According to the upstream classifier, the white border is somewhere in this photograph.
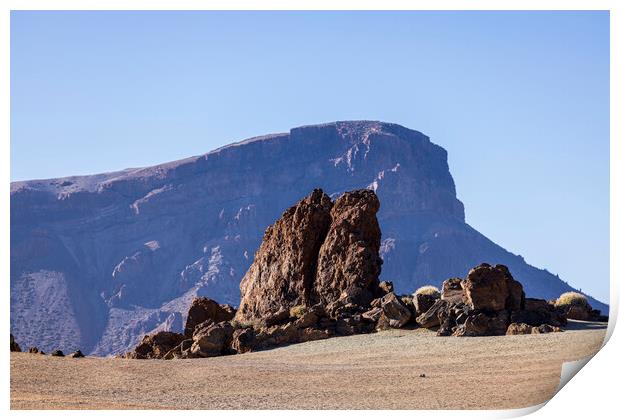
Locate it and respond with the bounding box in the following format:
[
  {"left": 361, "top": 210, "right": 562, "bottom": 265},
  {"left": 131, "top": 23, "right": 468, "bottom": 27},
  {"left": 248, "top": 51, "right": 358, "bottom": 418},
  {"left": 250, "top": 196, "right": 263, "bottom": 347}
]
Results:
[{"left": 2, "top": 2, "right": 617, "bottom": 419}]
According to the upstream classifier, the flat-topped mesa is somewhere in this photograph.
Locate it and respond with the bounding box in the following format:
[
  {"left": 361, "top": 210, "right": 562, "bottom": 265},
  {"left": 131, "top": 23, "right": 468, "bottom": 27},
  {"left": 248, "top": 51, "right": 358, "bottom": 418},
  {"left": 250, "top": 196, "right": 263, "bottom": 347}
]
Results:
[{"left": 234, "top": 189, "right": 333, "bottom": 324}]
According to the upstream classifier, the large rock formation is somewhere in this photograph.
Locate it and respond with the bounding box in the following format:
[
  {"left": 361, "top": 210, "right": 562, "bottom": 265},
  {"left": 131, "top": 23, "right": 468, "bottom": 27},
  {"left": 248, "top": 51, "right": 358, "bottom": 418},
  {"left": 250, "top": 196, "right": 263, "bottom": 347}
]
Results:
[
  {"left": 235, "top": 188, "right": 383, "bottom": 327},
  {"left": 314, "top": 189, "right": 382, "bottom": 309},
  {"left": 10, "top": 121, "right": 607, "bottom": 355},
  {"left": 235, "top": 189, "right": 333, "bottom": 324}
]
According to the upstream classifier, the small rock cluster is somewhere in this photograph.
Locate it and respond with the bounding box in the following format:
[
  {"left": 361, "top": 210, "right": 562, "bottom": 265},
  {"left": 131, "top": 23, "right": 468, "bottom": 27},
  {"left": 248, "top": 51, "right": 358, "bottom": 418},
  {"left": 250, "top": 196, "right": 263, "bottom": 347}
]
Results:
[
  {"left": 414, "top": 263, "right": 569, "bottom": 337},
  {"left": 10, "top": 334, "right": 84, "bottom": 357}
]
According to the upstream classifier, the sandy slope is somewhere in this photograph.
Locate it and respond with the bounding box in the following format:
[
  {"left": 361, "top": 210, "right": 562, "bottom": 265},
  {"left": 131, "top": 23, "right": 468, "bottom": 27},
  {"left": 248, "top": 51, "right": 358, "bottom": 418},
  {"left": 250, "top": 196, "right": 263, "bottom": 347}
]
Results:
[{"left": 10, "top": 321, "right": 606, "bottom": 410}]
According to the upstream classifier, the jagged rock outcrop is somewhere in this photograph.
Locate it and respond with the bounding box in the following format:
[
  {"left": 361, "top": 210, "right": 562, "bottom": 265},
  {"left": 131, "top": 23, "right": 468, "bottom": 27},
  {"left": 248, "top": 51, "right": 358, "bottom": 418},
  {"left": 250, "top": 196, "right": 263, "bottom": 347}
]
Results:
[
  {"left": 235, "top": 189, "right": 333, "bottom": 324},
  {"left": 10, "top": 121, "right": 607, "bottom": 355},
  {"left": 314, "top": 189, "right": 382, "bottom": 310},
  {"left": 184, "top": 297, "right": 236, "bottom": 336}
]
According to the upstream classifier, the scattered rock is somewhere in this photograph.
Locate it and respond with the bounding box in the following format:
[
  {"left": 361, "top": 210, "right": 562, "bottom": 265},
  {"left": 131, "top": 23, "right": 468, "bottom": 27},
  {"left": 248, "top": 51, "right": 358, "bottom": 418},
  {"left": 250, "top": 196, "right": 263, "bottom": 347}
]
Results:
[
  {"left": 70, "top": 350, "right": 85, "bottom": 358},
  {"left": 441, "top": 278, "right": 465, "bottom": 304},
  {"left": 231, "top": 328, "right": 256, "bottom": 354},
  {"left": 461, "top": 264, "right": 523, "bottom": 312},
  {"left": 412, "top": 294, "right": 437, "bottom": 315},
  {"left": 415, "top": 299, "right": 449, "bottom": 329},
  {"left": 10, "top": 334, "right": 21, "bottom": 352},
  {"left": 506, "top": 323, "right": 533, "bottom": 335},
  {"left": 361, "top": 307, "right": 383, "bottom": 323},
  {"left": 191, "top": 321, "right": 235, "bottom": 357},
  {"left": 128, "top": 331, "right": 185, "bottom": 359},
  {"left": 532, "top": 324, "right": 563, "bottom": 334},
  {"left": 28, "top": 347, "right": 41, "bottom": 354},
  {"left": 376, "top": 292, "right": 412, "bottom": 329},
  {"left": 184, "top": 297, "right": 236, "bottom": 337},
  {"left": 378, "top": 281, "right": 394, "bottom": 296},
  {"left": 51, "top": 350, "right": 65, "bottom": 357}
]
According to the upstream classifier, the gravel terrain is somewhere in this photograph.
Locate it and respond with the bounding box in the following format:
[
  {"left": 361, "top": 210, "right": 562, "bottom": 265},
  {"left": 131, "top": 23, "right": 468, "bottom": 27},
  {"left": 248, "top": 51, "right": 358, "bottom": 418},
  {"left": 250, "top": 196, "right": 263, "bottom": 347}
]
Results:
[{"left": 10, "top": 321, "right": 606, "bottom": 410}]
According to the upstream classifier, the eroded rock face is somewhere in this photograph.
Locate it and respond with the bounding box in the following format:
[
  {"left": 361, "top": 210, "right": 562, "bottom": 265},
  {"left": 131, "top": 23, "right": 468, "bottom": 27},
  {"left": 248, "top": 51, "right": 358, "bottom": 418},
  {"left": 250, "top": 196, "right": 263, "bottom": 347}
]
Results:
[
  {"left": 314, "top": 189, "right": 382, "bottom": 308},
  {"left": 184, "top": 297, "right": 236, "bottom": 336},
  {"left": 235, "top": 189, "right": 333, "bottom": 324}
]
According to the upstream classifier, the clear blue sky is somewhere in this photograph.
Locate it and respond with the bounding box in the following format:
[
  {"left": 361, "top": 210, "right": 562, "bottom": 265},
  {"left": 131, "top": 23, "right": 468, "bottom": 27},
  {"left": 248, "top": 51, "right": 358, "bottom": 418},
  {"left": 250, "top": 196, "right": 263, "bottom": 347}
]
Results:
[{"left": 10, "top": 11, "right": 609, "bottom": 303}]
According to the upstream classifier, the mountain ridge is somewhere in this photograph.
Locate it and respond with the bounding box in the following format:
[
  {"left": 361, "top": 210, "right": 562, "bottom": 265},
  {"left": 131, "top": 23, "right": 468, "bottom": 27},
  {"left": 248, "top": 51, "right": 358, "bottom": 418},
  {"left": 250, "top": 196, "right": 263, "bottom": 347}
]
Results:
[{"left": 10, "top": 120, "right": 607, "bottom": 355}]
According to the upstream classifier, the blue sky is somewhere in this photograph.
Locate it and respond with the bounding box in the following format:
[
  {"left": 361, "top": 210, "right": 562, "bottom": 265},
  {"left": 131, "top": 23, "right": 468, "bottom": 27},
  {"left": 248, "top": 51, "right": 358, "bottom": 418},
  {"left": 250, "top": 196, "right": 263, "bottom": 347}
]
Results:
[{"left": 10, "top": 11, "right": 609, "bottom": 302}]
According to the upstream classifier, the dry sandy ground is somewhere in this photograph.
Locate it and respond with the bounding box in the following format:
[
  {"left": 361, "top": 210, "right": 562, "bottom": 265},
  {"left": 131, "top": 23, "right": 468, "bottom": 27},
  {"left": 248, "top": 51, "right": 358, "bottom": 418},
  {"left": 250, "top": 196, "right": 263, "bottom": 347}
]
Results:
[{"left": 11, "top": 321, "right": 607, "bottom": 410}]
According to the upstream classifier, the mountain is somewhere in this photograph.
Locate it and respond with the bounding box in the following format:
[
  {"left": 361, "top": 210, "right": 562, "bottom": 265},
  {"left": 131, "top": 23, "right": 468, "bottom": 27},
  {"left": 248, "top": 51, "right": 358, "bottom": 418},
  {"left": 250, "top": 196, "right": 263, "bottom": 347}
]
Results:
[{"left": 10, "top": 121, "right": 607, "bottom": 355}]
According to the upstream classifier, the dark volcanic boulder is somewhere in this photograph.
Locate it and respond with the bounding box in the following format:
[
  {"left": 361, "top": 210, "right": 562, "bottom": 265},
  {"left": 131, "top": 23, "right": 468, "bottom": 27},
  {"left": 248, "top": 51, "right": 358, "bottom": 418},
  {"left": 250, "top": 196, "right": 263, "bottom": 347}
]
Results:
[
  {"left": 511, "top": 298, "right": 567, "bottom": 327},
  {"left": 532, "top": 324, "right": 563, "bottom": 334},
  {"left": 441, "top": 278, "right": 465, "bottom": 304},
  {"left": 461, "top": 264, "right": 523, "bottom": 312},
  {"left": 28, "top": 347, "right": 41, "bottom": 354},
  {"left": 416, "top": 299, "right": 449, "bottom": 329},
  {"left": 128, "top": 331, "right": 185, "bottom": 359},
  {"left": 10, "top": 334, "right": 21, "bottom": 352},
  {"left": 314, "top": 189, "right": 382, "bottom": 308},
  {"left": 184, "top": 297, "right": 236, "bottom": 336},
  {"left": 413, "top": 286, "right": 440, "bottom": 314},
  {"left": 70, "top": 350, "right": 85, "bottom": 358},
  {"left": 235, "top": 189, "right": 333, "bottom": 324},
  {"left": 376, "top": 292, "right": 412, "bottom": 329},
  {"left": 190, "top": 321, "right": 235, "bottom": 357},
  {"left": 51, "top": 350, "right": 65, "bottom": 357},
  {"left": 506, "top": 323, "right": 533, "bottom": 335},
  {"left": 231, "top": 328, "right": 256, "bottom": 354}
]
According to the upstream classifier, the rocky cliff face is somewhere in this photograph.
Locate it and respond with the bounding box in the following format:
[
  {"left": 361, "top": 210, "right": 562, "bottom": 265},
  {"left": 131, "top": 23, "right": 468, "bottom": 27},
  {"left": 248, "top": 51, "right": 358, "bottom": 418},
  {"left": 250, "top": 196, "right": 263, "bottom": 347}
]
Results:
[{"left": 10, "top": 121, "right": 606, "bottom": 355}]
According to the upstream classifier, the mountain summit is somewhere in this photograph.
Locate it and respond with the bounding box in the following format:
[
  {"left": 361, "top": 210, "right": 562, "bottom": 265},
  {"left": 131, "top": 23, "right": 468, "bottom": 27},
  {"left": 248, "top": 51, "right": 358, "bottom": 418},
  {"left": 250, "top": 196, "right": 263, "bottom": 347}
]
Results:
[{"left": 10, "top": 121, "right": 605, "bottom": 355}]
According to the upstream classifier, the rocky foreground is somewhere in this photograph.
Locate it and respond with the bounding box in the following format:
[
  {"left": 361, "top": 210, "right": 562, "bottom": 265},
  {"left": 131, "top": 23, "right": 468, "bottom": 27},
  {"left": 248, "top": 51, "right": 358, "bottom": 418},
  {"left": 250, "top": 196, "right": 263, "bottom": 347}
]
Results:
[
  {"left": 112, "top": 188, "right": 605, "bottom": 360},
  {"left": 10, "top": 322, "right": 606, "bottom": 409}
]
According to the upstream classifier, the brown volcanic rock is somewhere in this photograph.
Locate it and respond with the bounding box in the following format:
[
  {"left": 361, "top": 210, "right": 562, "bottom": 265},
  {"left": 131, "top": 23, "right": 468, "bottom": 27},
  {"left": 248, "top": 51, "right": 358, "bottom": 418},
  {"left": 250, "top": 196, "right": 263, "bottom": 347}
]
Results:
[
  {"left": 128, "top": 331, "right": 185, "bottom": 359},
  {"left": 184, "top": 297, "right": 236, "bottom": 336},
  {"left": 416, "top": 299, "right": 449, "bottom": 329},
  {"left": 461, "top": 263, "right": 523, "bottom": 312},
  {"left": 190, "top": 321, "right": 235, "bottom": 357},
  {"left": 441, "top": 278, "right": 465, "bottom": 304},
  {"left": 376, "top": 293, "right": 412, "bottom": 329},
  {"left": 10, "top": 334, "right": 21, "bottom": 352},
  {"left": 314, "top": 189, "right": 382, "bottom": 308},
  {"left": 235, "top": 189, "right": 333, "bottom": 324},
  {"left": 511, "top": 298, "right": 567, "bottom": 327},
  {"left": 506, "top": 323, "right": 533, "bottom": 335}
]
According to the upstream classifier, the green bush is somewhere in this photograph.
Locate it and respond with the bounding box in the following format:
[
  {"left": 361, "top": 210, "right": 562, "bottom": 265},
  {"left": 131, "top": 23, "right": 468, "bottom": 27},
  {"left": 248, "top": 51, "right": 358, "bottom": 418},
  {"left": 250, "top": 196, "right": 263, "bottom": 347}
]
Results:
[
  {"left": 555, "top": 292, "right": 589, "bottom": 307},
  {"left": 414, "top": 285, "right": 440, "bottom": 298}
]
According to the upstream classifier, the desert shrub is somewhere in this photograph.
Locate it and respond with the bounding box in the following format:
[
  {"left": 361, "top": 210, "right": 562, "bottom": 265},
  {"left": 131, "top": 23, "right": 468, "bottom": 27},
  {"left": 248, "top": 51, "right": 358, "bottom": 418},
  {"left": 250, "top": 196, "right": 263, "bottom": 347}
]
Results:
[
  {"left": 230, "top": 319, "right": 253, "bottom": 329},
  {"left": 289, "top": 305, "right": 307, "bottom": 318},
  {"left": 555, "top": 292, "right": 589, "bottom": 307},
  {"left": 414, "top": 285, "right": 440, "bottom": 298}
]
